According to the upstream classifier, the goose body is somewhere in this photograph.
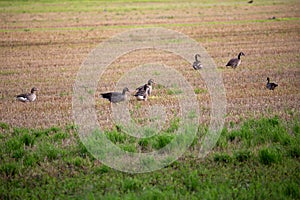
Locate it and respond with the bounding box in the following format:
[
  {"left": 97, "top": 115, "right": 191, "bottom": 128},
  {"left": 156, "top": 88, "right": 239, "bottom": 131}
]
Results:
[
  {"left": 135, "top": 79, "right": 155, "bottom": 101},
  {"left": 134, "top": 84, "right": 151, "bottom": 101},
  {"left": 193, "top": 54, "right": 203, "bottom": 70},
  {"left": 266, "top": 77, "right": 278, "bottom": 90},
  {"left": 100, "top": 87, "right": 130, "bottom": 103},
  {"left": 226, "top": 52, "right": 245, "bottom": 69},
  {"left": 16, "top": 87, "right": 38, "bottom": 102}
]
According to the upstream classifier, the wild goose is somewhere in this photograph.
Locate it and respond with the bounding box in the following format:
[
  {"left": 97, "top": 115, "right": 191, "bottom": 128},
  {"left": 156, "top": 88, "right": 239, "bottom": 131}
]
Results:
[
  {"left": 266, "top": 77, "right": 278, "bottom": 90},
  {"left": 134, "top": 84, "right": 151, "bottom": 101},
  {"left": 226, "top": 52, "right": 245, "bottom": 69},
  {"left": 16, "top": 87, "right": 38, "bottom": 102},
  {"left": 134, "top": 79, "right": 155, "bottom": 101},
  {"left": 248, "top": 0, "right": 253, "bottom": 3},
  {"left": 193, "top": 54, "right": 203, "bottom": 70},
  {"left": 100, "top": 87, "right": 130, "bottom": 103}
]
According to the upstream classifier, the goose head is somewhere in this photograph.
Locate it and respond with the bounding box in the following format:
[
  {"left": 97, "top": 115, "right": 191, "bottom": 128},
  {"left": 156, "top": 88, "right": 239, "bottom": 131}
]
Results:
[
  {"left": 237, "top": 52, "right": 245, "bottom": 59},
  {"left": 122, "top": 87, "right": 130, "bottom": 94},
  {"left": 267, "top": 77, "right": 270, "bottom": 83},
  {"left": 31, "top": 87, "right": 39, "bottom": 93},
  {"left": 239, "top": 52, "right": 245, "bottom": 57},
  {"left": 147, "top": 79, "right": 155, "bottom": 85}
]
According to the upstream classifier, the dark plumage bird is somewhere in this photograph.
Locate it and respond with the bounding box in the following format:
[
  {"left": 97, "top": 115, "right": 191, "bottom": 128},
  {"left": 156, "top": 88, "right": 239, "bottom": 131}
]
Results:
[
  {"left": 226, "top": 52, "right": 245, "bottom": 69},
  {"left": 266, "top": 77, "right": 278, "bottom": 90},
  {"left": 134, "top": 85, "right": 151, "bottom": 101},
  {"left": 100, "top": 87, "right": 130, "bottom": 103},
  {"left": 16, "top": 87, "right": 38, "bottom": 102},
  {"left": 248, "top": 0, "right": 253, "bottom": 3},
  {"left": 193, "top": 54, "right": 203, "bottom": 70},
  {"left": 134, "top": 79, "right": 155, "bottom": 101}
]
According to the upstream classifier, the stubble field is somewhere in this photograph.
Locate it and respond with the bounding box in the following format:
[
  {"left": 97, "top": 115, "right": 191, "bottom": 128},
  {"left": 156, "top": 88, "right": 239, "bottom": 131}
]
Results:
[{"left": 0, "top": 0, "right": 299, "bottom": 199}]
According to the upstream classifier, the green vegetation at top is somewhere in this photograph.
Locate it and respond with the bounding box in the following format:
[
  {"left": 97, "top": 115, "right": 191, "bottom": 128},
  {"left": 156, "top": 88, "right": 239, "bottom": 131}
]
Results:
[
  {"left": 0, "top": 0, "right": 298, "bottom": 14},
  {"left": 0, "top": 17, "right": 298, "bottom": 33},
  {"left": 0, "top": 115, "right": 299, "bottom": 199}
]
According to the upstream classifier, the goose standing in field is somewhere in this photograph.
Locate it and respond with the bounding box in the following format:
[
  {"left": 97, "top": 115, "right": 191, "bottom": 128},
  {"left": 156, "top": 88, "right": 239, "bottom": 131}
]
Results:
[
  {"left": 266, "top": 77, "right": 278, "bottom": 90},
  {"left": 134, "top": 79, "right": 155, "bottom": 101},
  {"left": 100, "top": 87, "right": 130, "bottom": 103},
  {"left": 134, "top": 84, "right": 151, "bottom": 101},
  {"left": 248, "top": 0, "right": 253, "bottom": 3},
  {"left": 193, "top": 54, "right": 203, "bottom": 70},
  {"left": 16, "top": 87, "right": 38, "bottom": 102},
  {"left": 226, "top": 52, "right": 245, "bottom": 69}
]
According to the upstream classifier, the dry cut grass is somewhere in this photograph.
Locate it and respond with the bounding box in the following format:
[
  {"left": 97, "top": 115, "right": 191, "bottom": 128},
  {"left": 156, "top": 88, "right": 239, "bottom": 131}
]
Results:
[{"left": 0, "top": 0, "right": 299, "bottom": 129}]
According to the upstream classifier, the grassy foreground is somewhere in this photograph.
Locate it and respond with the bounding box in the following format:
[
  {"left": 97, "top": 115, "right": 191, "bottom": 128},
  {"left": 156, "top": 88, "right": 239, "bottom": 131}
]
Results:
[{"left": 0, "top": 116, "right": 299, "bottom": 199}]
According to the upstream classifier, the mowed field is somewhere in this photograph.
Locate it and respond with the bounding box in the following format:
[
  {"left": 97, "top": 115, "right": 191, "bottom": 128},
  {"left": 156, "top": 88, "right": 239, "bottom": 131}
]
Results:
[
  {"left": 0, "top": 0, "right": 299, "bottom": 128},
  {"left": 0, "top": 0, "right": 300, "bottom": 199}
]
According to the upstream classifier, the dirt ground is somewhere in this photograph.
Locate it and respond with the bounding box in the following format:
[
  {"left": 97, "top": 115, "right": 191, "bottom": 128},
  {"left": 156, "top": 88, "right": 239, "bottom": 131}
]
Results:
[{"left": 0, "top": 0, "right": 299, "bottom": 129}]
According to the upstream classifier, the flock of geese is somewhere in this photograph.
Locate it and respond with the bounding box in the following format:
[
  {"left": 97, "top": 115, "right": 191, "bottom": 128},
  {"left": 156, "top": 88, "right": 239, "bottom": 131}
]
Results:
[
  {"left": 16, "top": 52, "right": 278, "bottom": 103},
  {"left": 100, "top": 79, "right": 155, "bottom": 103}
]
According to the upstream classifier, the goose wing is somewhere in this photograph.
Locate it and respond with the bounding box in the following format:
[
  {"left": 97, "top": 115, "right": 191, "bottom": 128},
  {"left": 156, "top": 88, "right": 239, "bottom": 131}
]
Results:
[
  {"left": 100, "top": 92, "right": 113, "bottom": 100},
  {"left": 134, "top": 85, "right": 151, "bottom": 100},
  {"left": 193, "top": 61, "right": 203, "bottom": 70},
  {"left": 101, "top": 91, "right": 126, "bottom": 103},
  {"left": 16, "top": 93, "right": 31, "bottom": 102},
  {"left": 111, "top": 92, "right": 126, "bottom": 103},
  {"left": 136, "top": 84, "right": 146, "bottom": 91},
  {"left": 135, "top": 85, "right": 147, "bottom": 96},
  {"left": 266, "top": 83, "right": 278, "bottom": 90},
  {"left": 226, "top": 58, "right": 239, "bottom": 67}
]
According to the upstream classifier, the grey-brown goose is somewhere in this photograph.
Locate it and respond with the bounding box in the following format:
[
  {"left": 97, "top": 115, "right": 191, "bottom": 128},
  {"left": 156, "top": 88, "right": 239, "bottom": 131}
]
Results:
[
  {"left": 193, "top": 54, "right": 203, "bottom": 70},
  {"left": 226, "top": 52, "right": 245, "bottom": 69},
  {"left": 100, "top": 87, "right": 130, "bottom": 103},
  {"left": 266, "top": 77, "right": 278, "bottom": 90},
  {"left": 134, "top": 79, "right": 155, "bottom": 101},
  {"left": 16, "top": 87, "right": 38, "bottom": 102}
]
